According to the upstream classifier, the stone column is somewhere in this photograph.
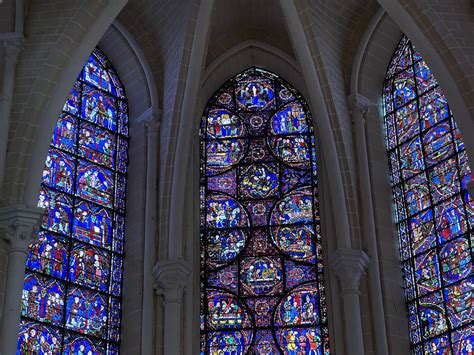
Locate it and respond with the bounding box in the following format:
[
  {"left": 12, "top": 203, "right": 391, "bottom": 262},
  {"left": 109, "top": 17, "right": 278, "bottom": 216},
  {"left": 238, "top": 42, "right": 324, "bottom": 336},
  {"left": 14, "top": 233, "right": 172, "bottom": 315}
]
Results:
[
  {"left": 348, "top": 93, "right": 389, "bottom": 354},
  {"left": 0, "top": 205, "right": 43, "bottom": 355},
  {"left": 137, "top": 107, "right": 162, "bottom": 354},
  {"left": 0, "top": 33, "right": 23, "bottom": 196},
  {"left": 330, "top": 247, "right": 369, "bottom": 354},
  {"left": 153, "top": 259, "right": 191, "bottom": 355}
]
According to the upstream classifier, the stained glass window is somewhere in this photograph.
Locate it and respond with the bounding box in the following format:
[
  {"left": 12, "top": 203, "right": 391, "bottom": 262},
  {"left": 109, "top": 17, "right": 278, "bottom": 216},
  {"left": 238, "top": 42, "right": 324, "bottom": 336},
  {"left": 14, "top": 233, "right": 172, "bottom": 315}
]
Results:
[
  {"left": 383, "top": 36, "right": 473, "bottom": 354},
  {"left": 200, "top": 68, "right": 329, "bottom": 354},
  {"left": 18, "top": 48, "right": 128, "bottom": 354}
]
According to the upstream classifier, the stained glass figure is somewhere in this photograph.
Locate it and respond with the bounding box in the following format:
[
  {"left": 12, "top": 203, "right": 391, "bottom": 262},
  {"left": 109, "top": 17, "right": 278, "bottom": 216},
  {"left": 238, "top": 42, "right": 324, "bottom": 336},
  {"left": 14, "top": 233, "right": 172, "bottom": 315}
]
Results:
[
  {"left": 384, "top": 35, "right": 473, "bottom": 353},
  {"left": 200, "top": 68, "right": 329, "bottom": 354},
  {"left": 19, "top": 47, "right": 128, "bottom": 353}
]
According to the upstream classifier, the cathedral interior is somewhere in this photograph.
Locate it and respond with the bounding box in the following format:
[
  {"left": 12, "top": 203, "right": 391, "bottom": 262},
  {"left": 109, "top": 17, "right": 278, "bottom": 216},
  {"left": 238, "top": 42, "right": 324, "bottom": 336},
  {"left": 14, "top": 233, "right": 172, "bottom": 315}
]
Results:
[{"left": 0, "top": 0, "right": 472, "bottom": 354}]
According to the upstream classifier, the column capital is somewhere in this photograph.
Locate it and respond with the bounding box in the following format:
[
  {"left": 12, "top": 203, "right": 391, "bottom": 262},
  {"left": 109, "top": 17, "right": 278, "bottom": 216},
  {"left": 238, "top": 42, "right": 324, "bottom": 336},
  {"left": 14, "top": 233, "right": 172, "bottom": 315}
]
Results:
[
  {"left": 153, "top": 258, "right": 191, "bottom": 305},
  {"left": 137, "top": 106, "right": 162, "bottom": 132},
  {"left": 0, "top": 32, "right": 24, "bottom": 63},
  {"left": 0, "top": 205, "right": 44, "bottom": 253},
  {"left": 329, "top": 247, "right": 369, "bottom": 296},
  {"left": 347, "top": 93, "right": 375, "bottom": 124}
]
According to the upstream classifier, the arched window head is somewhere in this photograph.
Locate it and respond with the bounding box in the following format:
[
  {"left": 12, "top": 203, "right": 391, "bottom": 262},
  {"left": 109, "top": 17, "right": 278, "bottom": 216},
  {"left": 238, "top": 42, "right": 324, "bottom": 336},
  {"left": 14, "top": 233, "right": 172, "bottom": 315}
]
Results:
[
  {"left": 383, "top": 36, "right": 473, "bottom": 353},
  {"left": 18, "top": 48, "right": 129, "bottom": 354},
  {"left": 200, "top": 68, "right": 330, "bottom": 354}
]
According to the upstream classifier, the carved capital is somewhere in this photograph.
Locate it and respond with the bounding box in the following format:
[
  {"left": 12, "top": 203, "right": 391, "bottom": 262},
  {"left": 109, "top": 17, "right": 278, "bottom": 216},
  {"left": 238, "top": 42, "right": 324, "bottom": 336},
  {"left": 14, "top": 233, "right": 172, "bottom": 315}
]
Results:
[
  {"left": 330, "top": 248, "right": 369, "bottom": 296},
  {"left": 0, "top": 33, "right": 24, "bottom": 63},
  {"left": 137, "top": 106, "right": 162, "bottom": 133},
  {"left": 347, "top": 93, "right": 374, "bottom": 125},
  {"left": 153, "top": 259, "right": 191, "bottom": 305},
  {"left": 0, "top": 205, "right": 44, "bottom": 253}
]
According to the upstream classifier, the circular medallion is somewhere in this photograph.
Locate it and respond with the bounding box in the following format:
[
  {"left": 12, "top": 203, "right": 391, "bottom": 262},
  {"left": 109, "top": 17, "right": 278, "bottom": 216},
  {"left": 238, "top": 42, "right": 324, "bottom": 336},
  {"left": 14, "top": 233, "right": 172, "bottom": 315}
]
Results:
[
  {"left": 269, "top": 102, "right": 308, "bottom": 135},
  {"left": 207, "top": 330, "right": 253, "bottom": 355},
  {"left": 239, "top": 164, "right": 278, "bottom": 199},
  {"left": 250, "top": 115, "right": 263, "bottom": 128},
  {"left": 240, "top": 257, "right": 283, "bottom": 296},
  {"left": 274, "top": 283, "right": 319, "bottom": 327},
  {"left": 206, "top": 195, "right": 249, "bottom": 229},
  {"left": 207, "top": 289, "right": 253, "bottom": 330},
  {"left": 270, "top": 188, "right": 315, "bottom": 262},
  {"left": 267, "top": 135, "right": 310, "bottom": 168},
  {"left": 236, "top": 80, "right": 275, "bottom": 111},
  {"left": 206, "top": 108, "right": 245, "bottom": 139},
  {"left": 251, "top": 147, "right": 265, "bottom": 160},
  {"left": 217, "top": 92, "right": 232, "bottom": 106},
  {"left": 279, "top": 88, "right": 295, "bottom": 101},
  {"left": 206, "top": 138, "right": 248, "bottom": 174},
  {"left": 206, "top": 229, "right": 248, "bottom": 269},
  {"left": 252, "top": 204, "right": 266, "bottom": 216}
]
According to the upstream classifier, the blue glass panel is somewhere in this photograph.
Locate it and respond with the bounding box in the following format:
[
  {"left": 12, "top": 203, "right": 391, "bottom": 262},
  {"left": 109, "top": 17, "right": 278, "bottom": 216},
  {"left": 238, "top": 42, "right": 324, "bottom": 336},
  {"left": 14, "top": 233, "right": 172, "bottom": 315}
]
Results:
[
  {"left": 206, "top": 229, "right": 248, "bottom": 269},
  {"left": 27, "top": 231, "right": 68, "bottom": 279},
  {"left": 206, "top": 195, "right": 249, "bottom": 228},
  {"left": 267, "top": 135, "right": 310, "bottom": 168},
  {"left": 439, "top": 237, "right": 472, "bottom": 284},
  {"left": 118, "top": 100, "right": 129, "bottom": 136},
  {"left": 206, "top": 139, "right": 248, "bottom": 174},
  {"left": 65, "top": 287, "right": 108, "bottom": 338},
  {"left": 238, "top": 163, "right": 278, "bottom": 199},
  {"left": 18, "top": 321, "right": 63, "bottom": 354},
  {"left": 38, "top": 188, "right": 73, "bottom": 235},
  {"left": 236, "top": 78, "right": 275, "bottom": 111},
  {"left": 63, "top": 81, "right": 81, "bottom": 116},
  {"left": 393, "top": 67, "right": 416, "bottom": 108},
  {"left": 116, "top": 137, "right": 128, "bottom": 174},
  {"left": 72, "top": 200, "right": 112, "bottom": 249},
  {"left": 110, "top": 255, "right": 123, "bottom": 296},
  {"left": 52, "top": 113, "right": 78, "bottom": 153},
  {"left": 113, "top": 213, "right": 125, "bottom": 253},
  {"left": 274, "top": 282, "right": 320, "bottom": 327},
  {"left": 108, "top": 297, "right": 121, "bottom": 342},
  {"left": 63, "top": 333, "right": 104, "bottom": 354},
  {"left": 115, "top": 173, "right": 126, "bottom": 213},
  {"left": 270, "top": 102, "right": 308, "bottom": 135},
  {"left": 42, "top": 148, "right": 75, "bottom": 194},
  {"left": 81, "top": 85, "right": 117, "bottom": 131},
  {"left": 21, "top": 273, "right": 65, "bottom": 325},
  {"left": 206, "top": 108, "right": 246, "bottom": 139},
  {"left": 415, "top": 60, "right": 437, "bottom": 95},
  {"left": 395, "top": 101, "right": 418, "bottom": 144},
  {"left": 240, "top": 256, "right": 283, "bottom": 296},
  {"left": 82, "top": 54, "right": 115, "bottom": 95},
  {"left": 76, "top": 160, "right": 114, "bottom": 208},
  {"left": 68, "top": 242, "right": 110, "bottom": 292},
  {"left": 79, "top": 121, "right": 116, "bottom": 168}
]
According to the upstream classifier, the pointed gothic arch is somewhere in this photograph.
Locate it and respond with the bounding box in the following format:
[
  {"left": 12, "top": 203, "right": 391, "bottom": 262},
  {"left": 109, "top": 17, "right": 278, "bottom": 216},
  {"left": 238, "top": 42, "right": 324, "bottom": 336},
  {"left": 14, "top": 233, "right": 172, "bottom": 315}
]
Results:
[
  {"left": 199, "top": 67, "right": 330, "bottom": 354},
  {"left": 17, "top": 48, "right": 129, "bottom": 354},
  {"left": 383, "top": 35, "right": 473, "bottom": 354}
]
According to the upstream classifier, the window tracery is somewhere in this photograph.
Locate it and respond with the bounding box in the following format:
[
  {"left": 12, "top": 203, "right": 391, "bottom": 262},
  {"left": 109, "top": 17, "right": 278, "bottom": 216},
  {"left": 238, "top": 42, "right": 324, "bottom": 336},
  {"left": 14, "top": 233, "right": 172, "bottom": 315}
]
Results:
[
  {"left": 200, "top": 68, "right": 329, "bottom": 354},
  {"left": 383, "top": 36, "right": 473, "bottom": 354},
  {"left": 18, "top": 48, "right": 129, "bottom": 354}
]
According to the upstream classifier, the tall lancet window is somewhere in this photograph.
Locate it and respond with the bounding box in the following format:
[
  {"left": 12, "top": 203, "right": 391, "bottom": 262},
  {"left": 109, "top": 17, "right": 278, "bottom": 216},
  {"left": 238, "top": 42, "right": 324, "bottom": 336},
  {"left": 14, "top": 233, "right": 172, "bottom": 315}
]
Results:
[
  {"left": 200, "top": 68, "right": 329, "bottom": 354},
  {"left": 17, "top": 48, "right": 129, "bottom": 354},
  {"left": 383, "top": 36, "right": 473, "bottom": 353}
]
